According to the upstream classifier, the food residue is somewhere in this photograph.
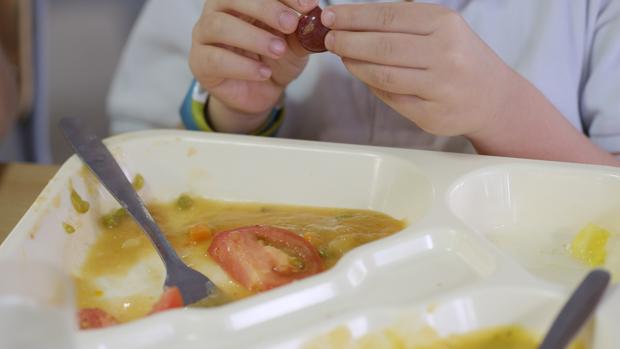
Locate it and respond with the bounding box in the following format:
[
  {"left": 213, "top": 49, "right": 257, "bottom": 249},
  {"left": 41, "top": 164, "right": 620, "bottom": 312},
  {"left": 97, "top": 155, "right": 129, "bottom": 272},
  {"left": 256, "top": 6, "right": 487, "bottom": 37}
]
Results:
[
  {"left": 75, "top": 195, "right": 405, "bottom": 326},
  {"left": 303, "top": 325, "right": 585, "bottom": 349},
  {"left": 570, "top": 223, "right": 612, "bottom": 267},
  {"left": 63, "top": 223, "right": 76, "bottom": 234},
  {"left": 71, "top": 188, "right": 90, "bottom": 214},
  {"left": 101, "top": 208, "right": 128, "bottom": 229}
]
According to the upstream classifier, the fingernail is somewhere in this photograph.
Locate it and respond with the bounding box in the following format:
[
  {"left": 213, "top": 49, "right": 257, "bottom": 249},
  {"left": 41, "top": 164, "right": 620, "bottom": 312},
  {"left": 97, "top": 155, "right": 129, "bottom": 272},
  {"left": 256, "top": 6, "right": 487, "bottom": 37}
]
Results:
[
  {"left": 299, "top": 0, "right": 318, "bottom": 9},
  {"left": 279, "top": 11, "right": 298, "bottom": 32},
  {"left": 259, "top": 66, "right": 272, "bottom": 79},
  {"left": 322, "top": 9, "right": 336, "bottom": 27},
  {"left": 324, "top": 31, "right": 335, "bottom": 50},
  {"left": 269, "top": 39, "right": 286, "bottom": 56}
]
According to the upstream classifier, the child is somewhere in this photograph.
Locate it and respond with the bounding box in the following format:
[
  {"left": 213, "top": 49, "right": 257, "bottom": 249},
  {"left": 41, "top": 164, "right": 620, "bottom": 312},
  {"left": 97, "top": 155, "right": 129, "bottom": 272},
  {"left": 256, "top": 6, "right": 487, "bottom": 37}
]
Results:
[{"left": 108, "top": 0, "right": 620, "bottom": 166}]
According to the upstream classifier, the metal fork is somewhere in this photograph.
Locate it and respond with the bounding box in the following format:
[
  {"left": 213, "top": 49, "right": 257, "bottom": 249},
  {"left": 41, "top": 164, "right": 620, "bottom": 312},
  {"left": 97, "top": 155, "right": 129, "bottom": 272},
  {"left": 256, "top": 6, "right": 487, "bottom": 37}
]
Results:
[
  {"left": 59, "top": 117, "right": 216, "bottom": 305},
  {"left": 539, "top": 269, "right": 610, "bottom": 349}
]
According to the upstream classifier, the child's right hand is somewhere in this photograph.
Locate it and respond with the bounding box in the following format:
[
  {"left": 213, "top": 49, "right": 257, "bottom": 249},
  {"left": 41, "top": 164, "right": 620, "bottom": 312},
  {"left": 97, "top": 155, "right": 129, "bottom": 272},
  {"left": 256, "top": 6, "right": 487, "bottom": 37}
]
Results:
[{"left": 189, "top": 0, "right": 317, "bottom": 133}]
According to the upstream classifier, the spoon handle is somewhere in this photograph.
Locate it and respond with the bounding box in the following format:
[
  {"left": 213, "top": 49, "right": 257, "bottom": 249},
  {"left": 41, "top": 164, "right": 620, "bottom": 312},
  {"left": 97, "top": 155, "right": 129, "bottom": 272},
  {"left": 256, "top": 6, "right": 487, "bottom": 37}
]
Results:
[
  {"left": 59, "top": 117, "right": 184, "bottom": 267},
  {"left": 539, "top": 269, "right": 611, "bottom": 349}
]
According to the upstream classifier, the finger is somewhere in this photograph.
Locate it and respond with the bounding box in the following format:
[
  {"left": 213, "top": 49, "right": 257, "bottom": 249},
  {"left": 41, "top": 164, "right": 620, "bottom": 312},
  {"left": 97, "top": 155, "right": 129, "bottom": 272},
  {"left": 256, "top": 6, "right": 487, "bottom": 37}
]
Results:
[
  {"left": 343, "top": 58, "right": 433, "bottom": 97},
  {"left": 195, "top": 12, "right": 288, "bottom": 59},
  {"left": 371, "top": 87, "right": 452, "bottom": 136},
  {"left": 278, "top": 0, "right": 320, "bottom": 14},
  {"left": 209, "top": 0, "right": 314, "bottom": 35},
  {"left": 325, "top": 31, "right": 434, "bottom": 68},
  {"left": 369, "top": 86, "right": 435, "bottom": 130},
  {"left": 371, "top": 86, "right": 427, "bottom": 113},
  {"left": 190, "top": 45, "right": 272, "bottom": 88},
  {"left": 263, "top": 36, "right": 310, "bottom": 86},
  {"left": 321, "top": 3, "right": 448, "bottom": 34}
]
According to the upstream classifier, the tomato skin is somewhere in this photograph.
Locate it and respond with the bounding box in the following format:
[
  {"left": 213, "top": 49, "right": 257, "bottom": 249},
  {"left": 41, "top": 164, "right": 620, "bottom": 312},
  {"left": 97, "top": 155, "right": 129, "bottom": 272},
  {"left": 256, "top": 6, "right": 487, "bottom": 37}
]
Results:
[
  {"left": 208, "top": 225, "right": 324, "bottom": 292},
  {"left": 78, "top": 308, "right": 118, "bottom": 330},
  {"left": 150, "top": 286, "right": 184, "bottom": 314}
]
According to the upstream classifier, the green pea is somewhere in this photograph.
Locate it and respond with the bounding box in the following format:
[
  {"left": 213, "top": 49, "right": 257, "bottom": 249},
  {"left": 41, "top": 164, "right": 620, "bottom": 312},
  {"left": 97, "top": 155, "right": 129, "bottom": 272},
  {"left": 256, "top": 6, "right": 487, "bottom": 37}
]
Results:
[
  {"left": 176, "top": 194, "right": 194, "bottom": 211},
  {"left": 101, "top": 208, "right": 127, "bottom": 229},
  {"left": 132, "top": 174, "right": 145, "bottom": 191}
]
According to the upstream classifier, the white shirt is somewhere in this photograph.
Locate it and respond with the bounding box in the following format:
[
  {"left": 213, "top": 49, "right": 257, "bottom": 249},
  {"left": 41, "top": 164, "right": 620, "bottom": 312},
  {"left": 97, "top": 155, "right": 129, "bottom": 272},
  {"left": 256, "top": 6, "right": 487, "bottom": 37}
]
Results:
[{"left": 107, "top": 0, "right": 620, "bottom": 154}]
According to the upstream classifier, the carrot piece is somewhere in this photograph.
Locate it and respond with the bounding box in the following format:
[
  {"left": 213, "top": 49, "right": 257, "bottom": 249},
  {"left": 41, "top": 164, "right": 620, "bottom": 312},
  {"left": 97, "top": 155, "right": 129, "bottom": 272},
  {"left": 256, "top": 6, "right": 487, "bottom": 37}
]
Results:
[{"left": 188, "top": 224, "right": 213, "bottom": 243}]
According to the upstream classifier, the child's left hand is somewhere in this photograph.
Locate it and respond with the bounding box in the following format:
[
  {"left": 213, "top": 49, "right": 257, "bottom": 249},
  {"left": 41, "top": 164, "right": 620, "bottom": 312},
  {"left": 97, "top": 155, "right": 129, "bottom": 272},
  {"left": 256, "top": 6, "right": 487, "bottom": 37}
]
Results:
[{"left": 322, "top": 2, "right": 521, "bottom": 138}]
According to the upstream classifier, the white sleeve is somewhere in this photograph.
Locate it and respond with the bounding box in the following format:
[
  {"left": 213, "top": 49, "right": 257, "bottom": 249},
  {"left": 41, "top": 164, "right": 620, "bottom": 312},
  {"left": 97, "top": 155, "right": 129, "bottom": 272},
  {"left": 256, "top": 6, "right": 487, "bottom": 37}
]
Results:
[
  {"left": 581, "top": 0, "right": 620, "bottom": 155},
  {"left": 106, "top": 0, "right": 204, "bottom": 134}
]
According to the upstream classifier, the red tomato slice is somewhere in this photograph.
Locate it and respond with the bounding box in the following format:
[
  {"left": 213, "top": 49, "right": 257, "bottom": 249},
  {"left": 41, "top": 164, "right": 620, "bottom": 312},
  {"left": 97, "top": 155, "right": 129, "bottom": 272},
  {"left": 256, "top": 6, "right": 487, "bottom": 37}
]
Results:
[
  {"left": 78, "top": 308, "right": 118, "bottom": 330},
  {"left": 208, "top": 225, "right": 324, "bottom": 292},
  {"left": 150, "top": 286, "right": 184, "bottom": 314}
]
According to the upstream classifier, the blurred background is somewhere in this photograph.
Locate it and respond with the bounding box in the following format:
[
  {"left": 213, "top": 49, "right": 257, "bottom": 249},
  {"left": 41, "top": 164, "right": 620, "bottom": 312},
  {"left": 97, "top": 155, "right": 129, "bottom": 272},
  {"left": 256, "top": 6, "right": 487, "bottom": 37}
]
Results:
[
  {"left": 0, "top": 0, "right": 146, "bottom": 164},
  {"left": 48, "top": 0, "right": 145, "bottom": 162}
]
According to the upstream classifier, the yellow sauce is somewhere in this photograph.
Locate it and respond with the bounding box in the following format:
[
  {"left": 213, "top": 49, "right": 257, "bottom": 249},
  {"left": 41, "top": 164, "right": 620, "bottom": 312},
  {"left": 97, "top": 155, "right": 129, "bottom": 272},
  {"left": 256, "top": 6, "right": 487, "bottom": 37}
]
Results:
[
  {"left": 409, "top": 326, "right": 584, "bottom": 349},
  {"left": 304, "top": 325, "right": 586, "bottom": 349},
  {"left": 75, "top": 196, "right": 405, "bottom": 323}
]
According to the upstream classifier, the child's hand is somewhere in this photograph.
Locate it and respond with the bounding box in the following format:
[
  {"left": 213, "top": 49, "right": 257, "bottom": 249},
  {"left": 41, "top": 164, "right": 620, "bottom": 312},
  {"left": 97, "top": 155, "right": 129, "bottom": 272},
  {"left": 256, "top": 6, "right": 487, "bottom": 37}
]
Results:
[
  {"left": 322, "top": 2, "right": 521, "bottom": 138},
  {"left": 189, "top": 0, "right": 317, "bottom": 131}
]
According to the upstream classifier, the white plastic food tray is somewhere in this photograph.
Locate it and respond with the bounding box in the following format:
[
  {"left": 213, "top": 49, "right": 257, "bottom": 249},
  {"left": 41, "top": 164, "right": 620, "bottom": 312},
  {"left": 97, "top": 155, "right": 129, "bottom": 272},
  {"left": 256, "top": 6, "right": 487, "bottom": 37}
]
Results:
[{"left": 1, "top": 130, "right": 619, "bottom": 349}]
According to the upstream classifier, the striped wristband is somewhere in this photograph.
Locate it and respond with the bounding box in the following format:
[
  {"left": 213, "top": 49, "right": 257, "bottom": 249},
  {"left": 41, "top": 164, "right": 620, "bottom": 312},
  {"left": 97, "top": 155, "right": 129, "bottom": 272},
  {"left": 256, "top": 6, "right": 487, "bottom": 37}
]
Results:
[{"left": 180, "top": 80, "right": 285, "bottom": 137}]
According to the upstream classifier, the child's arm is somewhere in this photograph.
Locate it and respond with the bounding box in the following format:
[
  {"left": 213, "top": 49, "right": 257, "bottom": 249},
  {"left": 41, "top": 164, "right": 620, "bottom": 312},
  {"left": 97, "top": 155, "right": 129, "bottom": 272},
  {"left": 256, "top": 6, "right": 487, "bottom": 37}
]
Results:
[
  {"left": 322, "top": 3, "right": 620, "bottom": 166},
  {"left": 467, "top": 75, "right": 620, "bottom": 166},
  {"left": 470, "top": 1, "right": 620, "bottom": 165},
  {"left": 578, "top": 1, "right": 620, "bottom": 160}
]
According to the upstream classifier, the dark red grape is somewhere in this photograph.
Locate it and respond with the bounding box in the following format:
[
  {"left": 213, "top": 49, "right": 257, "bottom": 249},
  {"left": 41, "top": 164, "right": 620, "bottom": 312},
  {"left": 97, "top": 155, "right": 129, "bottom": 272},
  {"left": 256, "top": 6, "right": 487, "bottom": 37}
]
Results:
[{"left": 295, "top": 7, "right": 330, "bottom": 53}]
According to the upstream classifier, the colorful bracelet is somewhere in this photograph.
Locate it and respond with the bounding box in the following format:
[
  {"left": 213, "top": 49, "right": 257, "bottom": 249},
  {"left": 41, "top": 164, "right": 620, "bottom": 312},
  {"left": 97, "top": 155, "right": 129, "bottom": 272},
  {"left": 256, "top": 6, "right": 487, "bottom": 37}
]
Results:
[{"left": 180, "top": 80, "right": 284, "bottom": 137}]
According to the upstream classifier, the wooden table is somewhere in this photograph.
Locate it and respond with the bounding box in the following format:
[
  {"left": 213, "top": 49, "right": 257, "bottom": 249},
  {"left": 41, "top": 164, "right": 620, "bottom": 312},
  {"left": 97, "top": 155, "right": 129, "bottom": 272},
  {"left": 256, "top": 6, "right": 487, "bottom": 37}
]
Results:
[{"left": 0, "top": 162, "right": 59, "bottom": 242}]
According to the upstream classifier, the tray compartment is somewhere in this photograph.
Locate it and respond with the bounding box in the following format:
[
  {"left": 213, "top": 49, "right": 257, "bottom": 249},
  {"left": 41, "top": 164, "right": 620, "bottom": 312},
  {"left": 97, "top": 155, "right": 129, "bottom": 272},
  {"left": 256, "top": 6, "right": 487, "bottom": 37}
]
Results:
[{"left": 448, "top": 164, "right": 620, "bottom": 284}]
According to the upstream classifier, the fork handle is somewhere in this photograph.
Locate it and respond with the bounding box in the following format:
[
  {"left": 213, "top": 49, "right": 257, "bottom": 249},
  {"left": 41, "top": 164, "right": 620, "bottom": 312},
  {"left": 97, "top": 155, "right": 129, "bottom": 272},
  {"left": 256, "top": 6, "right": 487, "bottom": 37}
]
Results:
[
  {"left": 539, "top": 269, "right": 610, "bottom": 349},
  {"left": 60, "top": 117, "right": 184, "bottom": 267}
]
